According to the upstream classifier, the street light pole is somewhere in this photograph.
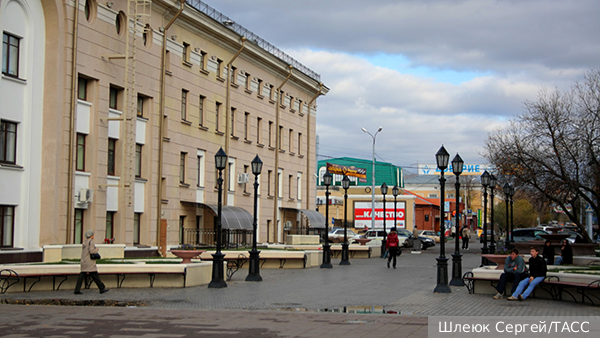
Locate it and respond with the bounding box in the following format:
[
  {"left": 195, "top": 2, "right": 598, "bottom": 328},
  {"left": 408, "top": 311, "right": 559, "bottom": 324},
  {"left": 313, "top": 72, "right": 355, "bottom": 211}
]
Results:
[
  {"left": 320, "top": 171, "right": 333, "bottom": 269},
  {"left": 362, "top": 127, "right": 382, "bottom": 232},
  {"left": 246, "top": 155, "right": 263, "bottom": 282},
  {"left": 481, "top": 171, "right": 490, "bottom": 261},
  {"left": 489, "top": 175, "right": 497, "bottom": 254},
  {"left": 503, "top": 183, "right": 511, "bottom": 247},
  {"left": 381, "top": 183, "right": 388, "bottom": 258},
  {"left": 510, "top": 186, "right": 515, "bottom": 243},
  {"left": 434, "top": 145, "right": 451, "bottom": 293},
  {"left": 340, "top": 175, "right": 351, "bottom": 265},
  {"left": 392, "top": 185, "right": 399, "bottom": 229},
  {"left": 209, "top": 148, "right": 228, "bottom": 288},
  {"left": 450, "top": 153, "right": 464, "bottom": 286}
]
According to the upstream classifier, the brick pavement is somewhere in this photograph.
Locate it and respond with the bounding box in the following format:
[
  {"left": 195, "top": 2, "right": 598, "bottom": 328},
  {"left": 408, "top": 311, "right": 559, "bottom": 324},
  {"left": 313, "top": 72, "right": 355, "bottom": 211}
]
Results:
[{"left": 1, "top": 242, "right": 599, "bottom": 337}]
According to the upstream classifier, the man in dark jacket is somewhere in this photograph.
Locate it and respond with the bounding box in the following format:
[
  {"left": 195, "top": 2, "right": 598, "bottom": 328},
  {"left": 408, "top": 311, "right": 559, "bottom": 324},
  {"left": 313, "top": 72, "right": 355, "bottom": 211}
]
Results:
[
  {"left": 386, "top": 228, "right": 400, "bottom": 269},
  {"left": 493, "top": 248, "right": 525, "bottom": 299},
  {"left": 508, "top": 246, "right": 547, "bottom": 301}
]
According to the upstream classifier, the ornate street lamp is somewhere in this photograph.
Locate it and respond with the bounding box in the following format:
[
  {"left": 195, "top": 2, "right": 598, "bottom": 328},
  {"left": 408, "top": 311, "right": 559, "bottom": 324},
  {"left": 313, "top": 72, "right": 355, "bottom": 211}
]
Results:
[
  {"left": 209, "top": 147, "right": 228, "bottom": 288},
  {"left": 362, "top": 127, "right": 382, "bottom": 232},
  {"left": 480, "top": 171, "right": 491, "bottom": 258},
  {"left": 392, "top": 185, "right": 399, "bottom": 229},
  {"left": 246, "top": 155, "right": 263, "bottom": 282},
  {"left": 340, "top": 175, "right": 351, "bottom": 265},
  {"left": 320, "top": 171, "right": 333, "bottom": 269},
  {"left": 503, "top": 183, "right": 511, "bottom": 247},
  {"left": 450, "top": 153, "right": 464, "bottom": 286},
  {"left": 434, "top": 145, "right": 451, "bottom": 293},
  {"left": 489, "top": 174, "right": 497, "bottom": 254},
  {"left": 380, "top": 182, "right": 388, "bottom": 258}
]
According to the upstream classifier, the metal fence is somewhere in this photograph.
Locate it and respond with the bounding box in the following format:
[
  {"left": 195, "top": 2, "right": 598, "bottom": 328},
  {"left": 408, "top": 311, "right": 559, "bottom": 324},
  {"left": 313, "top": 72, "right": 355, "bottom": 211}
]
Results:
[
  {"left": 186, "top": 0, "right": 321, "bottom": 82},
  {"left": 183, "top": 228, "right": 252, "bottom": 249}
]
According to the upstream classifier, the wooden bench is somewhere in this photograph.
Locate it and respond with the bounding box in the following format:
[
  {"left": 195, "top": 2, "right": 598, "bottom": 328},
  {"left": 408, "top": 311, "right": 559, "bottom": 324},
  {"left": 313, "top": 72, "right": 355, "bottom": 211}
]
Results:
[
  {"left": 330, "top": 246, "right": 372, "bottom": 258},
  {"left": 0, "top": 265, "right": 189, "bottom": 293},
  {"left": 199, "top": 251, "right": 307, "bottom": 281},
  {"left": 462, "top": 271, "right": 600, "bottom": 305}
]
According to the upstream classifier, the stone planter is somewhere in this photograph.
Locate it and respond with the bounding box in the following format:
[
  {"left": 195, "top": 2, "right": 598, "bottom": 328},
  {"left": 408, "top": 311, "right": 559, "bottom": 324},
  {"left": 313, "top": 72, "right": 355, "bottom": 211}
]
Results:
[{"left": 169, "top": 250, "right": 205, "bottom": 264}]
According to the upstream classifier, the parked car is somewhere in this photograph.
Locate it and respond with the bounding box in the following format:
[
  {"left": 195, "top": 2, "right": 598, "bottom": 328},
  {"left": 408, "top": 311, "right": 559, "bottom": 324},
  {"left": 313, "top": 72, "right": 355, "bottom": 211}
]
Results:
[
  {"left": 510, "top": 228, "right": 549, "bottom": 242},
  {"left": 419, "top": 230, "right": 442, "bottom": 243},
  {"left": 405, "top": 233, "right": 436, "bottom": 250},
  {"left": 327, "top": 228, "right": 358, "bottom": 243}
]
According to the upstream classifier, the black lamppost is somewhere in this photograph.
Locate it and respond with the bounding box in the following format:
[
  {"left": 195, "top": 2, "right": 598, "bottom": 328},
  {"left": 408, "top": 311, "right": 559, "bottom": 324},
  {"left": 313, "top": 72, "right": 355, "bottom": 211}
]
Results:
[
  {"left": 340, "top": 175, "right": 351, "bottom": 265},
  {"left": 509, "top": 186, "right": 515, "bottom": 243},
  {"left": 392, "top": 185, "right": 399, "bottom": 228},
  {"left": 246, "top": 155, "right": 263, "bottom": 282},
  {"left": 480, "top": 171, "right": 490, "bottom": 257},
  {"left": 380, "top": 182, "right": 388, "bottom": 258},
  {"left": 320, "top": 171, "right": 333, "bottom": 269},
  {"left": 434, "top": 145, "right": 451, "bottom": 293},
  {"left": 489, "top": 174, "right": 497, "bottom": 254},
  {"left": 209, "top": 147, "right": 228, "bottom": 288},
  {"left": 450, "top": 153, "right": 464, "bottom": 286},
  {"left": 503, "top": 183, "right": 511, "bottom": 247}
]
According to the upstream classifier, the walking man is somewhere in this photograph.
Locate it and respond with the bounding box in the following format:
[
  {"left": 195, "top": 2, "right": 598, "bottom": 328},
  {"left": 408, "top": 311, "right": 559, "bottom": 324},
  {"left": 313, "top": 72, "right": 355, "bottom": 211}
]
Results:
[
  {"left": 461, "top": 226, "right": 470, "bottom": 250},
  {"left": 493, "top": 248, "right": 525, "bottom": 299}
]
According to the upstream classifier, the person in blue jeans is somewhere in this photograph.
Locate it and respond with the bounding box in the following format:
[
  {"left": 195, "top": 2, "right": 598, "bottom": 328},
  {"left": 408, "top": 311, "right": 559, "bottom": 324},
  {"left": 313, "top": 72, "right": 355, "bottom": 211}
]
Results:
[{"left": 508, "top": 246, "right": 547, "bottom": 301}]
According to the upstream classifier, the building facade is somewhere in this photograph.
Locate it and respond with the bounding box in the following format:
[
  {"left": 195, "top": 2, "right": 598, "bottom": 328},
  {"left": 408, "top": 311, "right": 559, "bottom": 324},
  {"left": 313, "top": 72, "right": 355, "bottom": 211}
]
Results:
[{"left": 0, "top": 0, "right": 327, "bottom": 261}]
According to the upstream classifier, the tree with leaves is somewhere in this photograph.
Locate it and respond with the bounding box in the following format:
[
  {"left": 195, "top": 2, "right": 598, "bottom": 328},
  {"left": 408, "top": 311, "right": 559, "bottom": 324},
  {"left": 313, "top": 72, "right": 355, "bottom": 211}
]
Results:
[{"left": 484, "top": 69, "right": 600, "bottom": 242}]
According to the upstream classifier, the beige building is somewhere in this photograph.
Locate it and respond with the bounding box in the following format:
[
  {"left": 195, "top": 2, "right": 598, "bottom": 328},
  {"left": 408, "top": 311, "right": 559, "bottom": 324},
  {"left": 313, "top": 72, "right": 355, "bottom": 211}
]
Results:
[{"left": 0, "top": 0, "right": 327, "bottom": 261}]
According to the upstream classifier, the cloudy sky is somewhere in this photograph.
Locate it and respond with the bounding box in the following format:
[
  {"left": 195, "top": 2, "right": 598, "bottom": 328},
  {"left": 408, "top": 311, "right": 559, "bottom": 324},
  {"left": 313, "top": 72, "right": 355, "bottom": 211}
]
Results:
[{"left": 208, "top": 0, "right": 600, "bottom": 173}]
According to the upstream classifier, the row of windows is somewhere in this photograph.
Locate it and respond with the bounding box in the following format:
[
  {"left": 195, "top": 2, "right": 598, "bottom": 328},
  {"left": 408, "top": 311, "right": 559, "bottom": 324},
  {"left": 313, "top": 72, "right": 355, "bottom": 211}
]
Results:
[{"left": 72, "top": 209, "right": 141, "bottom": 245}]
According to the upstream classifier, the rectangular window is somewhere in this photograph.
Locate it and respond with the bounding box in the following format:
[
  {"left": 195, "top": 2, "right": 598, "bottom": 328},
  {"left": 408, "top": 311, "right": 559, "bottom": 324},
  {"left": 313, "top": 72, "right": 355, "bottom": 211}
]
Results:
[
  {"left": 228, "top": 159, "right": 235, "bottom": 192},
  {"left": 78, "top": 77, "right": 87, "bottom": 101},
  {"left": 268, "top": 121, "right": 273, "bottom": 147},
  {"left": 0, "top": 205, "right": 15, "bottom": 247},
  {"left": 230, "top": 66, "right": 237, "bottom": 84},
  {"left": 278, "top": 126, "right": 283, "bottom": 150},
  {"left": 289, "top": 175, "right": 293, "bottom": 199},
  {"left": 181, "top": 90, "right": 188, "bottom": 121},
  {"left": 199, "top": 95, "right": 205, "bottom": 126},
  {"left": 230, "top": 107, "right": 236, "bottom": 136},
  {"left": 267, "top": 170, "right": 273, "bottom": 197},
  {"left": 269, "top": 84, "right": 275, "bottom": 101},
  {"left": 256, "top": 117, "right": 262, "bottom": 144},
  {"left": 109, "top": 87, "right": 118, "bottom": 109},
  {"left": 183, "top": 42, "right": 190, "bottom": 64},
  {"left": 133, "top": 213, "right": 141, "bottom": 245},
  {"left": 135, "top": 144, "right": 142, "bottom": 178},
  {"left": 298, "top": 133, "right": 302, "bottom": 155},
  {"left": 179, "top": 215, "right": 186, "bottom": 244},
  {"left": 278, "top": 169, "right": 283, "bottom": 198},
  {"left": 245, "top": 72, "right": 251, "bottom": 91},
  {"left": 107, "top": 138, "right": 116, "bottom": 175},
  {"left": 180, "top": 152, "right": 186, "bottom": 184},
  {"left": 200, "top": 51, "right": 207, "bottom": 70},
  {"left": 137, "top": 95, "right": 144, "bottom": 117},
  {"left": 74, "top": 209, "right": 84, "bottom": 244},
  {"left": 289, "top": 129, "right": 294, "bottom": 152},
  {"left": 244, "top": 112, "right": 249, "bottom": 141},
  {"left": 279, "top": 91, "right": 285, "bottom": 106},
  {"left": 106, "top": 211, "right": 115, "bottom": 240},
  {"left": 2, "top": 32, "right": 20, "bottom": 77},
  {"left": 76, "top": 133, "right": 86, "bottom": 171},
  {"left": 215, "top": 102, "right": 222, "bottom": 132},
  {"left": 243, "top": 165, "right": 249, "bottom": 193},
  {"left": 217, "top": 59, "right": 223, "bottom": 78},
  {"left": 197, "top": 150, "right": 205, "bottom": 188},
  {"left": 297, "top": 173, "right": 302, "bottom": 201},
  {"left": 257, "top": 79, "right": 263, "bottom": 96},
  {"left": 0, "top": 120, "right": 17, "bottom": 164}
]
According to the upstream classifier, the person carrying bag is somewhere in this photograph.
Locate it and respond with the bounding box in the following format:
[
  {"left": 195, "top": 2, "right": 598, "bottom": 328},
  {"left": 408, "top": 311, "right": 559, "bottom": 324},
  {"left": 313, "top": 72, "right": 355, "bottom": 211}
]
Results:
[
  {"left": 386, "top": 228, "right": 400, "bottom": 269},
  {"left": 74, "top": 230, "right": 109, "bottom": 295}
]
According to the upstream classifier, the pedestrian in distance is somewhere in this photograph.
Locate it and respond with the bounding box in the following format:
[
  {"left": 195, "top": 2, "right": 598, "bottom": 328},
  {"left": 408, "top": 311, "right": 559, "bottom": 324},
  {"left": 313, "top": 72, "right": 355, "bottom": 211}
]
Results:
[
  {"left": 554, "top": 239, "right": 573, "bottom": 265},
  {"left": 461, "top": 226, "right": 470, "bottom": 250},
  {"left": 412, "top": 225, "right": 420, "bottom": 252},
  {"left": 493, "top": 248, "right": 525, "bottom": 299},
  {"left": 507, "top": 246, "right": 547, "bottom": 301},
  {"left": 74, "top": 230, "right": 109, "bottom": 295},
  {"left": 542, "top": 240, "right": 555, "bottom": 265},
  {"left": 386, "top": 228, "right": 401, "bottom": 269}
]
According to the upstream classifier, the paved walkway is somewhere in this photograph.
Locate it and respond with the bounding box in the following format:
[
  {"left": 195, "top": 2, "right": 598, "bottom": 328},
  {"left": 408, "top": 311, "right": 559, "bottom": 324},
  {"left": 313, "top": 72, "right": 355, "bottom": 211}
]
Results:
[{"left": 1, "top": 243, "right": 599, "bottom": 337}]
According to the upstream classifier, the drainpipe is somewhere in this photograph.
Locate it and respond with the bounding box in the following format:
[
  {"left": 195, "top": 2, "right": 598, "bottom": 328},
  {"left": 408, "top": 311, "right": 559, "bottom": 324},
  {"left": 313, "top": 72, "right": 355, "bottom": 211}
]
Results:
[
  {"left": 273, "top": 65, "right": 293, "bottom": 243},
  {"left": 306, "top": 83, "right": 323, "bottom": 211},
  {"left": 223, "top": 37, "right": 246, "bottom": 198},
  {"left": 156, "top": 0, "right": 185, "bottom": 256},
  {"left": 66, "top": 0, "right": 81, "bottom": 244}
]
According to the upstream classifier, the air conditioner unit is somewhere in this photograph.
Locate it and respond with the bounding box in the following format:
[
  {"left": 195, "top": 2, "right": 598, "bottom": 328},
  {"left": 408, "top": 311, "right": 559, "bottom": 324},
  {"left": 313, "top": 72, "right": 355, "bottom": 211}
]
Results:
[
  {"left": 237, "top": 173, "right": 249, "bottom": 184},
  {"left": 78, "top": 188, "right": 94, "bottom": 203}
]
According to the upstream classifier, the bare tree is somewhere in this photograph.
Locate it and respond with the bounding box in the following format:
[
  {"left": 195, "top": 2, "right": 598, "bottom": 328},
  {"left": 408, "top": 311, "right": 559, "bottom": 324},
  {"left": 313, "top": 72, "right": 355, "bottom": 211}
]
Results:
[{"left": 484, "top": 69, "right": 600, "bottom": 242}]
